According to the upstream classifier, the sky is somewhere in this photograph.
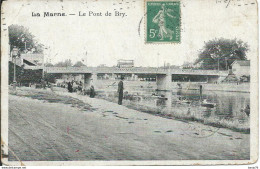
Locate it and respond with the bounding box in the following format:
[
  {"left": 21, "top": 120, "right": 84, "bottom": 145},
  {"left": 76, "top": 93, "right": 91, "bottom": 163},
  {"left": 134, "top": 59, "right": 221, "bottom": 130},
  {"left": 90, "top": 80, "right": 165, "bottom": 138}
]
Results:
[{"left": 2, "top": 0, "right": 258, "bottom": 67}]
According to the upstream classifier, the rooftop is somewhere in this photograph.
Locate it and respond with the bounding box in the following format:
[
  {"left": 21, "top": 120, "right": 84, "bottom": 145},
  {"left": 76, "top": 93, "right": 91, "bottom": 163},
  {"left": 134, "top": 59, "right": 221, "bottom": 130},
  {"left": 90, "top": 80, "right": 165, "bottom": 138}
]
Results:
[{"left": 232, "top": 60, "right": 250, "bottom": 66}]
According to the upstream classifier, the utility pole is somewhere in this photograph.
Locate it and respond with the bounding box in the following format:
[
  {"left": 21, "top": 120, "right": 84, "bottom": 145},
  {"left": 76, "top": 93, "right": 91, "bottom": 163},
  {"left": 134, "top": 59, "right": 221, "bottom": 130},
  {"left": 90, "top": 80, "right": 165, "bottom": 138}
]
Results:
[
  {"left": 85, "top": 51, "right": 88, "bottom": 67},
  {"left": 25, "top": 41, "right": 27, "bottom": 53},
  {"left": 12, "top": 47, "right": 19, "bottom": 90},
  {"left": 42, "top": 64, "right": 45, "bottom": 79},
  {"left": 22, "top": 37, "right": 27, "bottom": 53},
  {"left": 42, "top": 47, "right": 50, "bottom": 80},
  {"left": 217, "top": 58, "right": 219, "bottom": 71},
  {"left": 225, "top": 57, "right": 228, "bottom": 70},
  {"left": 157, "top": 53, "right": 159, "bottom": 68}
]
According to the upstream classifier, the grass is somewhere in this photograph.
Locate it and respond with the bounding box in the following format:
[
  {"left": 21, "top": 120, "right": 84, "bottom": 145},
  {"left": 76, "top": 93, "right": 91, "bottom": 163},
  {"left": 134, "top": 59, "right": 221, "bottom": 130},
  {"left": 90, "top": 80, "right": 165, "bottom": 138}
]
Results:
[{"left": 9, "top": 87, "right": 94, "bottom": 112}]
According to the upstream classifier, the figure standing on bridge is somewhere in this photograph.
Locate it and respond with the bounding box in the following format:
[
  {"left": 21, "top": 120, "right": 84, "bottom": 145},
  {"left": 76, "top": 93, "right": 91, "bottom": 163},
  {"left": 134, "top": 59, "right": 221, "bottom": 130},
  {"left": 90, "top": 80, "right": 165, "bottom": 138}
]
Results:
[{"left": 118, "top": 76, "right": 124, "bottom": 105}]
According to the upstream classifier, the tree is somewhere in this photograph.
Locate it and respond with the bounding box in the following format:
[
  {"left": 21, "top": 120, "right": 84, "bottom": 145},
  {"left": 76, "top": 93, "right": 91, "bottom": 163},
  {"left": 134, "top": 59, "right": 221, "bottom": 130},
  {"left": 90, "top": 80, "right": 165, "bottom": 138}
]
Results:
[
  {"left": 45, "top": 63, "right": 54, "bottom": 67},
  {"left": 54, "top": 59, "right": 73, "bottom": 67},
  {"left": 44, "top": 73, "right": 62, "bottom": 83},
  {"left": 73, "top": 61, "right": 86, "bottom": 67},
  {"left": 181, "top": 61, "right": 194, "bottom": 69},
  {"left": 195, "top": 38, "right": 249, "bottom": 70},
  {"left": 9, "top": 61, "right": 43, "bottom": 85},
  {"left": 8, "top": 24, "right": 43, "bottom": 53}
]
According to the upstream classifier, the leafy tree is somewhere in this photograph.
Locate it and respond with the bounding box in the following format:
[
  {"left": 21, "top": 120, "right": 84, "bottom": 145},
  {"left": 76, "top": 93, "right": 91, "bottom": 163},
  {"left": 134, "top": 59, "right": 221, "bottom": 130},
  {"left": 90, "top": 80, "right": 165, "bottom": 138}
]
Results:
[
  {"left": 8, "top": 24, "right": 43, "bottom": 53},
  {"left": 195, "top": 38, "right": 249, "bottom": 70},
  {"left": 44, "top": 73, "right": 62, "bottom": 83},
  {"left": 73, "top": 61, "right": 86, "bottom": 67},
  {"left": 54, "top": 59, "right": 73, "bottom": 67},
  {"left": 9, "top": 61, "right": 42, "bottom": 84},
  {"left": 45, "top": 63, "right": 54, "bottom": 67}
]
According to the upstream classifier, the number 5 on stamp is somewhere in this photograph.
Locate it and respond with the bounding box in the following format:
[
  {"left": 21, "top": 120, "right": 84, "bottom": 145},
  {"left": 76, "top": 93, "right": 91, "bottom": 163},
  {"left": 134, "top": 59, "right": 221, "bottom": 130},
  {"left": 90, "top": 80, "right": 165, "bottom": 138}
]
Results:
[{"left": 145, "top": 1, "right": 181, "bottom": 43}]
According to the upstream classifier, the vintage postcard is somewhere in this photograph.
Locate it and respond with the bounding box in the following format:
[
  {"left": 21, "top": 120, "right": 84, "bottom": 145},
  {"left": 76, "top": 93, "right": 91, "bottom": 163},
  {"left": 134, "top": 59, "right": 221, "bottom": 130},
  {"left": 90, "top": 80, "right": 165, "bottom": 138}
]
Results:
[{"left": 1, "top": 0, "right": 258, "bottom": 166}]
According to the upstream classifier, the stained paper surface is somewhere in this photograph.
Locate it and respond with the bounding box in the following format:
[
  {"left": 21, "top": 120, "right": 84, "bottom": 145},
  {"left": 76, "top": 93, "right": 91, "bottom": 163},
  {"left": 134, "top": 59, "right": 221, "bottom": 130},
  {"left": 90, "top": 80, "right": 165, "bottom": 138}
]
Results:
[{"left": 1, "top": 0, "right": 258, "bottom": 166}]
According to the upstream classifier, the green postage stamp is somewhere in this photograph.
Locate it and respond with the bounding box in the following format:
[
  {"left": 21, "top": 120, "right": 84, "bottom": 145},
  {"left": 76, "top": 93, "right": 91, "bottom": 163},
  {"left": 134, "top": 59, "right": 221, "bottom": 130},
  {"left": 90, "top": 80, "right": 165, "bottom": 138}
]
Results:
[{"left": 146, "top": 1, "right": 180, "bottom": 43}]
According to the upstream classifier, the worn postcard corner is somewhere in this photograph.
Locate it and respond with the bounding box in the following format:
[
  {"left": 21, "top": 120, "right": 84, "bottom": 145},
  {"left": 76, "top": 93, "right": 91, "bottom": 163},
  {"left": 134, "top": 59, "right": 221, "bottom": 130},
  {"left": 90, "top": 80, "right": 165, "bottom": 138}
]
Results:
[{"left": 0, "top": 0, "right": 259, "bottom": 166}]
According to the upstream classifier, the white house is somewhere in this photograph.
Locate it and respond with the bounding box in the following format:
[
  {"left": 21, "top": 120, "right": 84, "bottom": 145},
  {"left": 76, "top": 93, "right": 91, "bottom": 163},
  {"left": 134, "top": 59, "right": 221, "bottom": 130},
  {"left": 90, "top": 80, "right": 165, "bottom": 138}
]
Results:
[
  {"left": 231, "top": 60, "right": 250, "bottom": 78},
  {"left": 117, "top": 59, "right": 134, "bottom": 68},
  {"left": 20, "top": 54, "right": 44, "bottom": 70},
  {"left": 10, "top": 53, "right": 44, "bottom": 70}
]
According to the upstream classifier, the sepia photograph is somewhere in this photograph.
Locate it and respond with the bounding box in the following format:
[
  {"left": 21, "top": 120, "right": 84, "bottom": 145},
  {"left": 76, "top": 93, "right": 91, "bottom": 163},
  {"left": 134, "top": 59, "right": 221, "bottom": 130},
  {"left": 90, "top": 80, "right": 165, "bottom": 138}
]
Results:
[{"left": 1, "top": 0, "right": 258, "bottom": 166}]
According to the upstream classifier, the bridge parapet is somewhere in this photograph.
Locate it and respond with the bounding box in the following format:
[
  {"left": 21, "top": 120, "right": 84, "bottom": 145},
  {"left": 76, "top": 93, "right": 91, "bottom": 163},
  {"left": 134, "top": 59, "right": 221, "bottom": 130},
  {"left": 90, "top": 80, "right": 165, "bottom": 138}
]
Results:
[
  {"left": 45, "top": 66, "right": 95, "bottom": 73},
  {"left": 97, "top": 67, "right": 167, "bottom": 74},
  {"left": 45, "top": 66, "right": 167, "bottom": 74},
  {"left": 169, "top": 69, "right": 228, "bottom": 76},
  {"left": 45, "top": 66, "right": 228, "bottom": 76}
]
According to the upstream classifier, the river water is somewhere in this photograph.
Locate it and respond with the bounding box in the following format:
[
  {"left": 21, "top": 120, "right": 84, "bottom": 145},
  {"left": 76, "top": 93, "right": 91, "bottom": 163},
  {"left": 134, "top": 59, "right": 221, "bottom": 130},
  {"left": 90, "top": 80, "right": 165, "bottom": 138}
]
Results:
[{"left": 96, "top": 82, "right": 250, "bottom": 132}]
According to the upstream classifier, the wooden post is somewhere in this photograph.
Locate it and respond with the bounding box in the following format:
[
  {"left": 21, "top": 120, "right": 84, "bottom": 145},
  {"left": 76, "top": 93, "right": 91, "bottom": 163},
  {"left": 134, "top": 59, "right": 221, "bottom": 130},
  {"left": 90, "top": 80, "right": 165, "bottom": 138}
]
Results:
[{"left": 199, "top": 85, "right": 203, "bottom": 101}]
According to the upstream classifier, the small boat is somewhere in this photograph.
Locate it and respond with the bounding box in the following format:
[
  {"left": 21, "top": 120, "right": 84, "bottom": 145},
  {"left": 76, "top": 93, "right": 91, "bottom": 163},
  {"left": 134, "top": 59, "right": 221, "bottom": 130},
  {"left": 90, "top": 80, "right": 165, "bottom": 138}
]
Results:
[
  {"left": 150, "top": 94, "right": 167, "bottom": 100},
  {"left": 177, "top": 83, "right": 182, "bottom": 89},
  {"left": 201, "top": 99, "right": 216, "bottom": 108},
  {"left": 177, "top": 97, "right": 191, "bottom": 104},
  {"left": 244, "top": 105, "right": 250, "bottom": 116},
  {"left": 181, "top": 99, "right": 191, "bottom": 104},
  {"left": 241, "top": 105, "right": 250, "bottom": 116}
]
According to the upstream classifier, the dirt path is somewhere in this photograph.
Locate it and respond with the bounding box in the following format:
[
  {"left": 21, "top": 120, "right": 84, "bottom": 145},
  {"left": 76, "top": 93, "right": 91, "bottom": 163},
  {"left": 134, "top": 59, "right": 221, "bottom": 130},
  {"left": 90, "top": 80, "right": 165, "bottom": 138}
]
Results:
[{"left": 8, "top": 88, "right": 250, "bottom": 161}]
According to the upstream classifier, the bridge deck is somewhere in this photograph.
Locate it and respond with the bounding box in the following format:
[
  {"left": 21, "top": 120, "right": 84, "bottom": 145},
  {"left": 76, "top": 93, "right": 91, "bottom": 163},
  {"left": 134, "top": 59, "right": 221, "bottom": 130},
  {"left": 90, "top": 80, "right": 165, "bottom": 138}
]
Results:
[{"left": 45, "top": 67, "right": 228, "bottom": 76}]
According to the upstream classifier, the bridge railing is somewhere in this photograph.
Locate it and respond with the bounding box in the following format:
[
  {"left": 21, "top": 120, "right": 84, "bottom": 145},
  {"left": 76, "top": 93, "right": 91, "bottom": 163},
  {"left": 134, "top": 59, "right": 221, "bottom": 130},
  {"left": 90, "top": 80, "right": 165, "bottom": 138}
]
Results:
[
  {"left": 45, "top": 66, "right": 228, "bottom": 76},
  {"left": 169, "top": 69, "right": 228, "bottom": 76},
  {"left": 45, "top": 66, "right": 95, "bottom": 73}
]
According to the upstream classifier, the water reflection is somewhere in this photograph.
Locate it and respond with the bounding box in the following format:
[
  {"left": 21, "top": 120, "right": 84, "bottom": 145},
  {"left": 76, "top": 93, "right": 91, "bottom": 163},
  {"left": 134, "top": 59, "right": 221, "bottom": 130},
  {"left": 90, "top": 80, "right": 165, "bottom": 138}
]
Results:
[{"left": 97, "top": 86, "right": 250, "bottom": 131}]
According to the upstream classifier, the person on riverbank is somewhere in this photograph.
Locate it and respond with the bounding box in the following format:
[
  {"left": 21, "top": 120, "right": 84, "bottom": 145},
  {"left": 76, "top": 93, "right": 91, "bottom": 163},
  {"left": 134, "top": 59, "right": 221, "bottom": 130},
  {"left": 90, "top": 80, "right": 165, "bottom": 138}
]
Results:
[
  {"left": 118, "top": 77, "right": 124, "bottom": 105},
  {"left": 41, "top": 79, "right": 46, "bottom": 89},
  {"left": 90, "top": 85, "right": 95, "bottom": 98},
  {"left": 68, "top": 82, "right": 73, "bottom": 93},
  {"left": 50, "top": 83, "right": 54, "bottom": 92}
]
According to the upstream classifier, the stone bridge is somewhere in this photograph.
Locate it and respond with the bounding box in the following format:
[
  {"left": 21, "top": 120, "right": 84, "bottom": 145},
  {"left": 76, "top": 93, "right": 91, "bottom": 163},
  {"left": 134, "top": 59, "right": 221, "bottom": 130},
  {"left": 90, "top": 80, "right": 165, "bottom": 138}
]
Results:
[
  {"left": 45, "top": 66, "right": 228, "bottom": 91},
  {"left": 45, "top": 66, "right": 227, "bottom": 76}
]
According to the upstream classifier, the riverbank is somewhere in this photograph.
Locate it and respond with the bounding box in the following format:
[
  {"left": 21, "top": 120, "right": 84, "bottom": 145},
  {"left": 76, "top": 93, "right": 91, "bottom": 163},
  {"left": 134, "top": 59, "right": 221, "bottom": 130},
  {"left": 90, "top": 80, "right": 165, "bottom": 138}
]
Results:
[
  {"left": 94, "top": 89, "right": 250, "bottom": 133},
  {"left": 8, "top": 87, "right": 250, "bottom": 161},
  {"left": 179, "top": 82, "right": 250, "bottom": 93},
  {"left": 91, "top": 80, "right": 250, "bottom": 93},
  {"left": 13, "top": 85, "right": 250, "bottom": 133}
]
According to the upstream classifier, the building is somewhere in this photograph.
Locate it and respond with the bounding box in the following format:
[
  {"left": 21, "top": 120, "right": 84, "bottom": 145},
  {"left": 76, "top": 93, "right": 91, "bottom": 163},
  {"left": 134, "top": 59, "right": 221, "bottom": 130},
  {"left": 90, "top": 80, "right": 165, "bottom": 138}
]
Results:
[
  {"left": 231, "top": 60, "right": 250, "bottom": 78},
  {"left": 117, "top": 59, "right": 134, "bottom": 68},
  {"left": 97, "top": 64, "right": 107, "bottom": 67},
  {"left": 10, "top": 53, "right": 44, "bottom": 70},
  {"left": 9, "top": 53, "right": 44, "bottom": 85},
  {"left": 20, "top": 54, "right": 44, "bottom": 70}
]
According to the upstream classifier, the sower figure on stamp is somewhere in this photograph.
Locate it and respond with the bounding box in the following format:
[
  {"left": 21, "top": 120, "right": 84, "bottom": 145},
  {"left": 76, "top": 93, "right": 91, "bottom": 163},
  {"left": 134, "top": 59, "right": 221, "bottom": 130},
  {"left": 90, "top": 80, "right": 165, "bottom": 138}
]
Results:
[
  {"left": 152, "top": 3, "right": 174, "bottom": 40},
  {"left": 118, "top": 76, "right": 124, "bottom": 105}
]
